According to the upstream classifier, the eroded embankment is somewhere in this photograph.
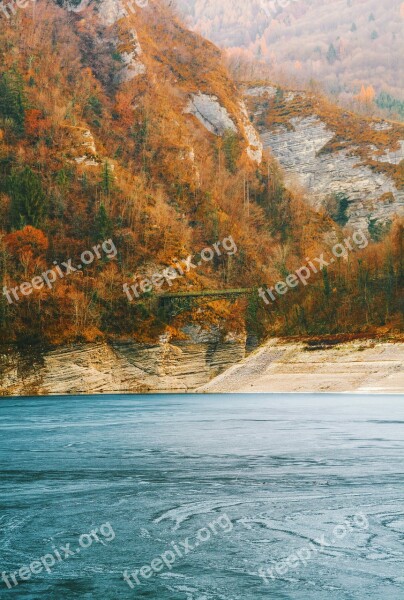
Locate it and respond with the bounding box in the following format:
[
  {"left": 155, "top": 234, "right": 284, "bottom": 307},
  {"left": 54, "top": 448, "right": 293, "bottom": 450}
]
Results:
[
  {"left": 197, "top": 338, "right": 404, "bottom": 394},
  {"left": 0, "top": 329, "right": 246, "bottom": 396}
]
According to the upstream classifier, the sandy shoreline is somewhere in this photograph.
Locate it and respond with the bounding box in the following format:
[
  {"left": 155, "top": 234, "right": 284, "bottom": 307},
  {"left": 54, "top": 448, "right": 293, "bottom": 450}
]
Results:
[{"left": 197, "top": 339, "right": 404, "bottom": 394}]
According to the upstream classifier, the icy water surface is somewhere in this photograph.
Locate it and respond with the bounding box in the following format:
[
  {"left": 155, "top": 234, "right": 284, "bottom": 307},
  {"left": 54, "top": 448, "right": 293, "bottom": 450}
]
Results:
[{"left": 0, "top": 394, "right": 403, "bottom": 599}]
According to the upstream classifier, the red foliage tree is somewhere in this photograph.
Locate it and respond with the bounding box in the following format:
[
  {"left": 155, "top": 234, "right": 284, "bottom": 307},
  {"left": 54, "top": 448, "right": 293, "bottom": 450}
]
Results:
[
  {"left": 24, "top": 109, "right": 50, "bottom": 138},
  {"left": 4, "top": 226, "right": 49, "bottom": 258}
]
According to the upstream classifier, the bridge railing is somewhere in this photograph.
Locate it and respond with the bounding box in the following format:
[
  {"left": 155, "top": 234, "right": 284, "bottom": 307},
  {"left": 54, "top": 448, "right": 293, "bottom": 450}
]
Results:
[{"left": 158, "top": 288, "right": 255, "bottom": 300}]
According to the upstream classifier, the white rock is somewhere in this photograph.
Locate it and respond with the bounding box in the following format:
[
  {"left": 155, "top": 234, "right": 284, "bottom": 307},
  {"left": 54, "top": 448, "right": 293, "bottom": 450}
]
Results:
[
  {"left": 257, "top": 113, "right": 404, "bottom": 228},
  {"left": 114, "top": 28, "right": 147, "bottom": 82},
  {"left": 0, "top": 335, "right": 246, "bottom": 395},
  {"left": 372, "top": 141, "right": 404, "bottom": 165},
  {"left": 95, "top": 0, "right": 128, "bottom": 27},
  {"left": 185, "top": 93, "right": 237, "bottom": 136},
  {"left": 239, "top": 101, "right": 263, "bottom": 163}
]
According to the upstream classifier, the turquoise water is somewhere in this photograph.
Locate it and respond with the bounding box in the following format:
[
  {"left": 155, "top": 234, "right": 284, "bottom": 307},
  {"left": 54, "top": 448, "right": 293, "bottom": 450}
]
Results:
[{"left": 0, "top": 394, "right": 403, "bottom": 599}]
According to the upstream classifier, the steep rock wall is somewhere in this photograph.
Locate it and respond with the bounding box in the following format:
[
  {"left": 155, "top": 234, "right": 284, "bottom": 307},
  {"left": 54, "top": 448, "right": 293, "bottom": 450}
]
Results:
[
  {"left": 245, "top": 86, "right": 404, "bottom": 230},
  {"left": 0, "top": 332, "right": 246, "bottom": 396}
]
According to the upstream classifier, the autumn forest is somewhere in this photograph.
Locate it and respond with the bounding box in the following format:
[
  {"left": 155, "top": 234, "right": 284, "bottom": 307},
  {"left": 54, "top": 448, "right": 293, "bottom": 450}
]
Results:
[{"left": 0, "top": 0, "right": 402, "bottom": 351}]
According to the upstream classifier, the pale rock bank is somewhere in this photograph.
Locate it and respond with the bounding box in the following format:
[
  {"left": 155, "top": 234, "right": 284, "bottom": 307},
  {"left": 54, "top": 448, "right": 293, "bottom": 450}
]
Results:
[
  {"left": 1, "top": 337, "right": 402, "bottom": 395},
  {"left": 0, "top": 329, "right": 246, "bottom": 396},
  {"left": 198, "top": 339, "right": 404, "bottom": 394}
]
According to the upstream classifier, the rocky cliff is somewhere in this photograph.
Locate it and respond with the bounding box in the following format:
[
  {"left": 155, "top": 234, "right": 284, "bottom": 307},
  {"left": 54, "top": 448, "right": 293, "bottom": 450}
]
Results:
[
  {"left": 244, "top": 85, "right": 404, "bottom": 231},
  {"left": 65, "top": 0, "right": 263, "bottom": 163},
  {"left": 3, "top": 335, "right": 401, "bottom": 396},
  {"left": 0, "top": 328, "right": 246, "bottom": 395}
]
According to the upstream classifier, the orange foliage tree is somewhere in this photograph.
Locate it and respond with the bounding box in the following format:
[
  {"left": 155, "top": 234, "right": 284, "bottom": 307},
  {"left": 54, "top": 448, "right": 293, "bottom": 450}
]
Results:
[
  {"left": 4, "top": 226, "right": 49, "bottom": 257},
  {"left": 356, "top": 84, "right": 376, "bottom": 105}
]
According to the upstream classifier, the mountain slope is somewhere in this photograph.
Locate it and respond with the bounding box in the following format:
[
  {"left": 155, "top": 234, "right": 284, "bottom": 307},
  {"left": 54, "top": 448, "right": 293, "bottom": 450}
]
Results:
[
  {"left": 244, "top": 84, "right": 404, "bottom": 231},
  {"left": 0, "top": 0, "right": 402, "bottom": 349},
  {"left": 0, "top": 0, "right": 311, "bottom": 344},
  {"left": 176, "top": 0, "right": 404, "bottom": 111}
]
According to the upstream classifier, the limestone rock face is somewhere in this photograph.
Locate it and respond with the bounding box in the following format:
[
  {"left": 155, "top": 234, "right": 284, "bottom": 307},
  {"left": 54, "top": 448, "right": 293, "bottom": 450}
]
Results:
[
  {"left": 239, "top": 101, "right": 263, "bottom": 163},
  {"left": 185, "top": 93, "right": 238, "bottom": 136},
  {"left": 262, "top": 115, "right": 403, "bottom": 230},
  {"left": 0, "top": 332, "right": 246, "bottom": 396},
  {"left": 245, "top": 86, "right": 404, "bottom": 230},
  {"left": 66, "top": 127, "right": 100, "bottom": 167},
  {"left": 114, "top": 27, "right": 146, "bottom": 83},
  {"left": 185, "top": 93, "right": 263, "bottom": 163},
  {"left": 372, "top": 141, "right": 404, "bottom": 166},
  {"left": 70, "top": 0, "right": 147, "bottom": 82},
  {"left": 94, "top": 0, "right": 128, "bottom": 27}
]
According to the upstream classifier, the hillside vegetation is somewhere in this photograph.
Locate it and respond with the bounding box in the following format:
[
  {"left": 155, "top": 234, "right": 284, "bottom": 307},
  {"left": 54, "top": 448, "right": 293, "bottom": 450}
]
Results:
[
  {"left": 0, "top": 0, "right": 402, "bottom": 347},
  {"left": 176, "top": 0, "right": 404, "bottom": 120},
  {"left": 244, "top": 84, "right": 404, "bottom": 189}
]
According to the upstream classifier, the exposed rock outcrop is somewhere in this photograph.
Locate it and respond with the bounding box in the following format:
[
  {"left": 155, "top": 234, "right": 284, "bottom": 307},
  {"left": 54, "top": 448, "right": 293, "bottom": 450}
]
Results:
[
  {"left": 63, "top": 126, "right": 100, "bottom": 167},
  {"left": 114, "top": 26, "right": 146, "bottom": 82},
  {"left": 185, "top": 93, "right": 237, "bottom": 135},
  {"left": 239, "top": 100, "right": 263, "bottom": 163},
  {"left": 245, "top": 86, "right": 404, "bottom": 230},
  {"left": 185, "top": 93, "right": 263, "bottom": 163},
  {"left": 0, "top": 329, "right": 246, "bottom": 396},
  {"left": 3, "top": 336, "right": 400, "bottom": 396},
  {"left": 71, "top": 0, "right": 147, "bottom": 82}
]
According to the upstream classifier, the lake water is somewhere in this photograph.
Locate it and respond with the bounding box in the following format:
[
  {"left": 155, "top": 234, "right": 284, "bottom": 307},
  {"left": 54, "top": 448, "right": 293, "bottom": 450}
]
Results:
[{"left": 0, "top": 394, "right": 403, "bottom": 599}]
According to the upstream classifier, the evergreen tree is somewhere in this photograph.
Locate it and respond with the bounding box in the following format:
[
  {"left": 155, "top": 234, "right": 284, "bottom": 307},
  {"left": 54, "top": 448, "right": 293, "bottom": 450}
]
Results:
[
  {"left": 100, "top": 161, "right": 113, "bottom": 197},
  {"left": 132, "top": 111, "right": 150, "bottom": 174},
  {"left": 222, "top": 129, "right": 241, "bottom": 174},
  {"left": 327, "top": 192, "right": 350, "bottom": 226},
  {"left": 322, "top": 267, "right": 331, "bottom": 297},
  {"left": 8, "top": 167, "right": 47, "bottom": 229},
  {"left": 0, "top": 69, "right": 26, "bottom": 134},
  {"left": 94, "top": 203, "right": 113, "bottom": 241},
  {"left": 334, "top": 193, "right": 350, "bottom": 226},
  {"left": 368, "top": 219, "right": 391, "bottom": 242},
  {"left": 326, "top": 43, "right": 338, "bottom": 65},
  {"left": 274, "top": 86, "right": 284, "bottom": 105},
  {"left": 376, "top": 92, "right": 404, "bottom": 119}
]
